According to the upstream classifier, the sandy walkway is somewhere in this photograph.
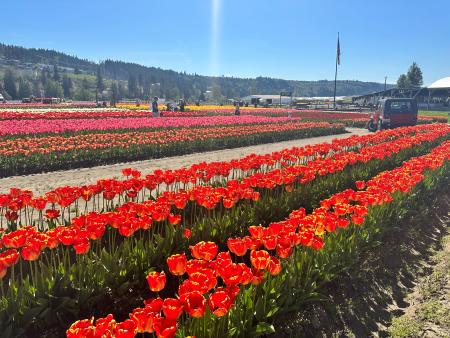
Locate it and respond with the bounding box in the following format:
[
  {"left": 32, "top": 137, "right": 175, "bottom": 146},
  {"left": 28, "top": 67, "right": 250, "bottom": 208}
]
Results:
[{"left": 0, "top": 128, "right": 369, "bottom": 195}]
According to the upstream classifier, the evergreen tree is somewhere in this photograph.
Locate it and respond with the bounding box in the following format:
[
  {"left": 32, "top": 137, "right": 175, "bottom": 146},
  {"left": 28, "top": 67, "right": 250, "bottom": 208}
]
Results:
[
  {"left": 44, "top": 80, "right": 63, "bottom": 97},
  {"left": 74, "top": 87, "right": 93, "bottom": 101},
  {"left": 74, "top": 66, "right": 82, "bottom": 75},
  {"left": 397, "top": 74, "right": 411, "bottom": 89},
  {"left": 110, "top": 81, "right": 118, "bottom": 106},
  {"left": 96, "top": 66, "right": 104, "bottom": 92},
  {"left": 18, "top": 78, "right": 32, "bottom": 98},
  {"left": 31, "top": 80, "right": 41, "bottom": 97},
  {"left": 62, "top": 75, "right": 73, "bottom": 98},
  {"left": 406, "top": 62, "right": 423, "bottom": 87},
  {"left": 53, "top": 64, "right": 60, "bottom": 81},
  {"left": 128, "top": 73, "right": 137, "bottom": 98},
  {"left": 40, "top": 67, "right": 48, "bottom": 86},
  {"left": 3, "top": 69, "right": 18, "bottom": 99},
  {"left": 118, "top": 82, "right": 127, "bottom": 99},
  {"left": 81, "top": 78, "right": 90, "bottom": 90}
]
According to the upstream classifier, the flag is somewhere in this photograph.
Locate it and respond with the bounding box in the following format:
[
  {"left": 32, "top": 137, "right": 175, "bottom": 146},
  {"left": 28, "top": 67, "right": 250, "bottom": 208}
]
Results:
[{"left": 337, "top": 35, "right": 341, "bottom": 65}]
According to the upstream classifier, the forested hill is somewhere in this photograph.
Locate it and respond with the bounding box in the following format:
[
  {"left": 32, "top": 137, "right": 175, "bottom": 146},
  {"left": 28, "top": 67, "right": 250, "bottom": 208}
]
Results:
[{"left": 0, "top": 43, "right": 393, "bottom": 100}]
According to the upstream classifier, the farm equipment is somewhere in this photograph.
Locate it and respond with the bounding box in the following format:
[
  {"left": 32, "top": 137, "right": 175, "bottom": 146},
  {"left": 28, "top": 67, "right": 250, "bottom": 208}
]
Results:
[{"left": 368, "top": 98, "right": 418, "bottom": 132}]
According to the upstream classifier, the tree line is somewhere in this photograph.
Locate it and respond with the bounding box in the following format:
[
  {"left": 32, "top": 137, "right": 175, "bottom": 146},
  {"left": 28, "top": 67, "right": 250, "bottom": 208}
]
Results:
[{"left": 1, "top": 43, "right": 392, "bottom": 101}]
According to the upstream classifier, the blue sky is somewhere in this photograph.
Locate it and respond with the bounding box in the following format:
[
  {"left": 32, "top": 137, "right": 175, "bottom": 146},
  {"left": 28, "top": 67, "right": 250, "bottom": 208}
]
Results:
[{"left": 1, "top": 0, "right": 449, "bottom": 84}]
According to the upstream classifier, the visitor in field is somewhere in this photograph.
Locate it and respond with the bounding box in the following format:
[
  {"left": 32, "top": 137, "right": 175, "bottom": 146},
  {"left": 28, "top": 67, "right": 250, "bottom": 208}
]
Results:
[
  {"left": 152, "top": 97, "right": 159, "bottom": 117},
  {"left": 235, "top": 102, "right": 241, "bottom": 116},
  {"left": 179, "top": 99, "right": 186, "bottom": 112}
]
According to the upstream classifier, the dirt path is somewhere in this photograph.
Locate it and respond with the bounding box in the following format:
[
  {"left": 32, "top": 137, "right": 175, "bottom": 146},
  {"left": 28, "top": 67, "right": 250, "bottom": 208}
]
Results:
[
  {"left": 388, "top": 204, "right": 450, "bottom": 338},
  {"left": 0, "top": 128, "right": 369, "bottom": 195}
]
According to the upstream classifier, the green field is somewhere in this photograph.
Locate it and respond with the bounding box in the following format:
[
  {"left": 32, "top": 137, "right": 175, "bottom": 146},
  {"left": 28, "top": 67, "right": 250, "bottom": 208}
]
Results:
[{"left": 419, "top": 110, "right": 449, "bottom": 117}]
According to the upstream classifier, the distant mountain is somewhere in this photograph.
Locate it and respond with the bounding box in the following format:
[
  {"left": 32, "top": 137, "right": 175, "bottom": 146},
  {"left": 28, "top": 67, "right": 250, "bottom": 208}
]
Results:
[{"left": 0, "top": 43, "right": 394, "bottom": 101}]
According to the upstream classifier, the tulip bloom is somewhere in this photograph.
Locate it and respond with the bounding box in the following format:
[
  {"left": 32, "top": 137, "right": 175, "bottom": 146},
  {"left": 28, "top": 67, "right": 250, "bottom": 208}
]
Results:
[
  {"left": 183, "top": 228, "right": 192, "bottom": 239},
  {"left": 162, "top": 298, "right": 184, "bottom": 319},
  {"left": 115, "top": 319, "right": 137, "bottom": 338},
  {"left": 66, "top": 319, "right": 95, "bottom": 338},
  {"left": 227, "top": 238, "right": 247, "bottom": 256},
  {"left": 208, "top": 289, "right": 232, "bottom": 317},
  {"left": 355, "top": 180, "right": 366, "bottom": 190},
  {"left": 95, "top": 314, "right": 117, "bottom": 336},
  {"left": 45, "top": 209, "right": 60, "bottom": 219},
  {"left": 250, "top": 250, "right": 270, "bottom": 270},
  {"left": 267, "top": 256, "right": 282, "bottom": 276},
  {"left": 189, "top": 241, "right": 218, "bottom": 261},
  {"left": 146, "top": 271, "right": 166, "bottom": 292},
  {"left": 180, "top": 291, "right": 206, "bottom": 318},
  {"left": 167, "top": 253, "right": 187, "bottom": 276}
]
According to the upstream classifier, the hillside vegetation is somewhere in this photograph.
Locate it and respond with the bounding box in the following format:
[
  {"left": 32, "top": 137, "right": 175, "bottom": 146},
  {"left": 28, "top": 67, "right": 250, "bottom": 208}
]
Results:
[{"left": 0, "top": 43, "right": 393, "bottom": 101}]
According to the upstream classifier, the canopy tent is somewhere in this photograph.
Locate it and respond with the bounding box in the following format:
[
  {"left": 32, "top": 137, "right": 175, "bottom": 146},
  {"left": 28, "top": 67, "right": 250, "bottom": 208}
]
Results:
[{"left": 428, "top": 77, "right": 450, "bottom": 89}]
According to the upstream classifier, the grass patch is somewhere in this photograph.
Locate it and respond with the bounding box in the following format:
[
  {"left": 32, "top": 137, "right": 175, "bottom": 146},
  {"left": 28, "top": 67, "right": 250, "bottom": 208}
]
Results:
[
  {"left": 388, "top": 316, "right": 421, "bottom": 338},
  {"left": 416, "top": 300, "right": 450, "bottom": 326},
  {"left": 419, "top": 110, "right": 449, "bottom": 117}
]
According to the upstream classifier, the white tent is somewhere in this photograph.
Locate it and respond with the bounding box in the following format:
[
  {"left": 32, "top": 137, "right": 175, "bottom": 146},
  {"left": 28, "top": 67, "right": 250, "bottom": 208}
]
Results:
[
  {"left": 425, "top": 77, "right": 450, "bottom": 110},
  {"left": 428, "top": 77, "right": 450, "bottom": 89}
]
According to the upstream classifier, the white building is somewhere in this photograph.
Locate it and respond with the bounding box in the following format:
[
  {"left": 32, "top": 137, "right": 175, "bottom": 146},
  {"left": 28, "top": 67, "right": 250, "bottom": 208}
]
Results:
[{"left": 241, "top": 94, "right": 293, "bottom": 105}]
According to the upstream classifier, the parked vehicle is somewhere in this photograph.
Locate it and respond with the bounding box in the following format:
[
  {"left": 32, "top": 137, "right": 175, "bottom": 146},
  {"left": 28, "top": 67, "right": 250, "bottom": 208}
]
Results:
[{"left": 368, "top": 98, "right": 418, "bottom": 132}]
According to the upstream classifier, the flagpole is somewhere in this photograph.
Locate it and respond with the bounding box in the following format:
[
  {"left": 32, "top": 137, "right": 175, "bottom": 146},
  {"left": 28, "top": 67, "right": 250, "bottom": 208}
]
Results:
[{"left": 333, "top": 32, "right": 339, "bottom": 110}]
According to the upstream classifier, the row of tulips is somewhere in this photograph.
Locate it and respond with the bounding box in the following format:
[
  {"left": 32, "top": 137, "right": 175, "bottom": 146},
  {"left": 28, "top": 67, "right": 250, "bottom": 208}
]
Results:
[
  {"left": 0, "top": 108, "right": 297, "bottom": 120},
  {"left": 0, "top": 125, "right": 448, "bottom": 336},
  {"left": 0, "top": 122, "right": 345, "bottom": 177},
  {"left": 66, "top": 137, "right": 450, "bottom": 338},
  {"left": 0, "top": 116, "right": 304, "bottom": 136},
  {"left": 1, "top": 124, "right": 444, "bottom": 229},
  {"left": 4, "top": 122, "right": 335, "bottom": 156},
  {"left": 0, "top": 102, "right": 97, "bottom": 110}
]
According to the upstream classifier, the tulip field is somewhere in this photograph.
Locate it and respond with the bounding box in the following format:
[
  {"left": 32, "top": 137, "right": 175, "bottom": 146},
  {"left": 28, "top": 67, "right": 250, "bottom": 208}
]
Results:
[
  {"left": 0, "top": 117, "right": 449, "bottom": 337},
  {"left": 0, "top": 120, "right": 343, "bottom": 177},
  {"left": 1, "top": 106, "right": 355, "bottom": 177}
]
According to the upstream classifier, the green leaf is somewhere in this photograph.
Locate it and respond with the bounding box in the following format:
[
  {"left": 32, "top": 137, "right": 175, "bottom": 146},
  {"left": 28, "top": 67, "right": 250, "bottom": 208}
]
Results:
[
  {"left": 254, "top": 298, "right": 265, "bottom": 321},
  {"left": 249, "top": 322, "right": 275, "bottom": 337}
]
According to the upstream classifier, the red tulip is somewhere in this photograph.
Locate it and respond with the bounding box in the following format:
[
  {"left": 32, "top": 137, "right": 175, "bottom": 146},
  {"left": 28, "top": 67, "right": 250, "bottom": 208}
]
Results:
[
  {"left": 66, "top": 318, "right": 95, "bottom": 338},
  {"left": 189, "top": 241, "right": 218, "bottom": 261},
  {"left": 0, "top": 249, "right": 19, "bottom": 267},
  {"left": 267, "top": 256, "right": 282, "bottom": 276},
  {"left": 45, "top": 209, "right": 60, "bottom": 219},
  {"left": 250, "top": 250, "right": 270, "bottom": 270},
  {"left": 168, "top": 214, "right": 181, "bottom": 225},
  {"left": 115, "top": 319, "right": 137, "bottom": 338},
  {"left": 227, "top": 238, "right": 247, "bottom": 256},
  {"left": 95, "top": 314, "right": 117, "bottom": 336},
  {"left": 355, "top": 180, "right": 366, "bottom": 190},
  {"left": 208, "top": 289, "right": 232, "bottom": 317},
  {"left": 162, "top": 298, "right": 184, "bottom": 320},
  {"left": 180, "top": 291, "right": 206, "bottom": 318},
  {"left": 146, "top": 271, "right": 166, "bottom": 292},
  {"left": 167, "top": 253, "right": 187, "bottom": 276},
  {"left": 183, "top": 228, "right": 192, "bottom": 239}
]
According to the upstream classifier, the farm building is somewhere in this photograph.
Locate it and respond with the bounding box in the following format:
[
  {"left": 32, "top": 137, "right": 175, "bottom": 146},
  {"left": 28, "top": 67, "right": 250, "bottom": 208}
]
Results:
[
  {"left": 241, "top": 94, "right": 293, "bottom": 105},
  {"left": 352, "top": 76, "right": 450, "bottom": 109}
]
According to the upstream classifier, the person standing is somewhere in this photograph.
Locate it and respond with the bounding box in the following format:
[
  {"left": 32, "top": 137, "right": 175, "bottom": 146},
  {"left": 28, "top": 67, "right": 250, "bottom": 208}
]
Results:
[
  {"left": 235, "top": 101, "right": 241, "bottom": 116},
  {"left": 151, "top": 96, "right": 159, "bottom": 117},
  {"left": 179, "top": 99, "right": 186, "bottom": 112}
]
